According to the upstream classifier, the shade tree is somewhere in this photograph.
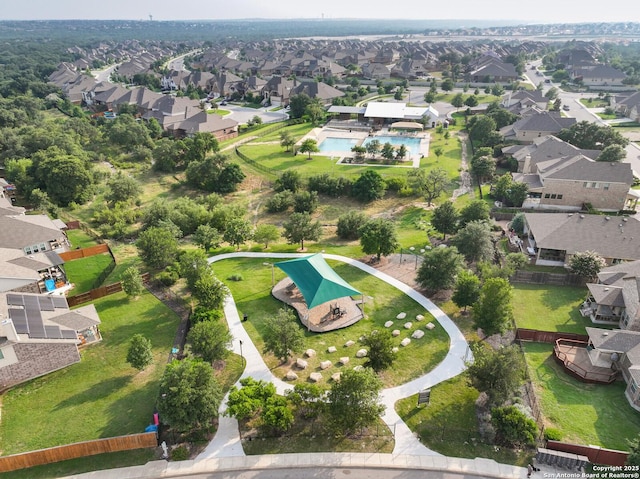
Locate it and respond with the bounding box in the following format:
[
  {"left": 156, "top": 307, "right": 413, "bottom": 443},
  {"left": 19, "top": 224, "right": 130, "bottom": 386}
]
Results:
[
  {"left": 416, "top": 245, "right": 465, "bottom": 293},
  {"left": 359, "top": 218, "right": 400, "bottom": 261}
]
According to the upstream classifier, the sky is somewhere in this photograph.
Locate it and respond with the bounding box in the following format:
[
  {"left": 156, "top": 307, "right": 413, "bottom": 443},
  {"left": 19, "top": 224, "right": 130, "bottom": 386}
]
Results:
[{"left": 2, "top": 0, "right": 639, "bottom": 24}]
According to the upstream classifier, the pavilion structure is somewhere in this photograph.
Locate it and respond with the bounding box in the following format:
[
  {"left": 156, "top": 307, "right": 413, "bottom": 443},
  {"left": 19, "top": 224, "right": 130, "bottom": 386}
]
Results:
[{"left": 272, "top": 254, "right": 364, "bottom": 332}]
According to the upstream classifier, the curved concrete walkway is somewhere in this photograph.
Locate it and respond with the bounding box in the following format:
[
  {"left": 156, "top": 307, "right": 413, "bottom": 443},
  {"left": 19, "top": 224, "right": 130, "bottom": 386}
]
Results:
[{"left": 197, "top": 252, "right": 472, "bottom": 460}]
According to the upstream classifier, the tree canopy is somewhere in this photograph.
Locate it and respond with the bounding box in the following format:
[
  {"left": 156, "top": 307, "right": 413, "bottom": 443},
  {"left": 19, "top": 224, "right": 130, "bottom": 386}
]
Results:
[
  {"left": 359, "top": 218, "right": 400, "bottom": 261},
  {"left": 416, "top": 246, "right": 465, "bottom": 293},
  {"left": 557, "top": 121, "right": 629, "bottom": 150}
]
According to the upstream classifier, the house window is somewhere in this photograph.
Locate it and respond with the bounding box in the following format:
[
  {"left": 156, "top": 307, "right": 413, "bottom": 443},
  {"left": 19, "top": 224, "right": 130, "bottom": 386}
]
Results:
[
  {"left": 40, "top": 243, "right": 46, "bottom": 251},
  {"left": 583, "top": 182, "right": 588, "bottom": 188},
  {"left": 544, "top": 194, "right": 551, "bottom": 198},
  {"left": 24, "top": 246, "right": 31, "bottom": 255},
  {"left": 557, "top": 194, "right": 563, "bottom": 199},
  {"left": 32, "top": 244, "right": 39, "bottom": 253},
  {"left": 631, "top": 380, "right": 638, "bottom": 396},
  {"left": 0, "top": 349, "right": 3, "bottom": 360},
  {"left": 603, "top": 183, "right": 610, "bottom": 190},
  {"left": 550, "top": 194, "right": 557, "bottom": 199}
]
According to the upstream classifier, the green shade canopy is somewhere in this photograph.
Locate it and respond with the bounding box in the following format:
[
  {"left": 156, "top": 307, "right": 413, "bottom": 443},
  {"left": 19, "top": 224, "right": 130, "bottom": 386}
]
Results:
[{"left": 275, "top": 254, "right": 361, "bottom": 309}]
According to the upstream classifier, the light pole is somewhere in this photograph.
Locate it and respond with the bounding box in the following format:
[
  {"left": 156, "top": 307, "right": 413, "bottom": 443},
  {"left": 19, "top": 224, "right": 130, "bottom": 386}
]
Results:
[{"left": 263, "top": 262, "right": 275, "bottom": 287}]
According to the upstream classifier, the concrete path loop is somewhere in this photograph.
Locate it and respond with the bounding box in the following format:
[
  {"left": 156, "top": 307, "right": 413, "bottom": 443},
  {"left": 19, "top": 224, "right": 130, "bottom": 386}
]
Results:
[{"left": 197, "top": 252, "right": 472, "bottom": 460}]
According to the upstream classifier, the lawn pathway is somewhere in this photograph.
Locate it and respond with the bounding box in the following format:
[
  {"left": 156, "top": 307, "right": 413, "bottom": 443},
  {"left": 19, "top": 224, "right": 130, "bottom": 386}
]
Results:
[{"left": 197, "top": 252, "right": 471, "bottom": 459}]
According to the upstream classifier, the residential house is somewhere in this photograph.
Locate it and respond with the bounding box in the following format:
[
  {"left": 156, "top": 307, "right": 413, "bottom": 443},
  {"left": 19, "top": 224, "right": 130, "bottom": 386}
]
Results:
[
  {"left": 513, "top": 154, "right": 634, "bottom": 212},
  {"left": 390, "top": 59, "right": 430, "bottom": 80},
  {"left": 500, "top": 111, "right": 576, "bottom": 144},
  {"left": 0, "top": 213, "right": 69, "bottom": 256},
  {"left": 466, "top": 55, "right": 518, "bottom": 83},
  {"left": 501, "top": 90, "right": 549, "bottom": 114},
  {"left": 502, "top": 135, "right": 601, "bottom": 174},
  {"left": 581, "top": 260, "right": 640, "bottom": 329},
  {"left": 613, "top": 91, "right": 640, "bottom": 123},
  {"left": 584, "top": 327, "right": 640, "bottom": 411},
  {"left": 166, "top": 111, "right": 238, "bottom": 141},
  {"left": 141, "top": 95, "right": 201, "bottom": 130},
  {"left": 0, "top": 292, "right": 101, "bottom": 390},
  {"left": 289, "top": 81, "right": 345, "bottom": 106},
  {"left": 523, "top": 212, "right": 640, "bottom": 267},
  {"left": 361, "top": 62, "right": 391, "bottom": 80},
  {"left": 262, "top": 76, "right": 295, "bottom": 107},
  {"left": 572, "top": 65, "right": 627, "bottom": 87},
  {"left": 0, "top": 248, "right": 67, "bottom": 294}
]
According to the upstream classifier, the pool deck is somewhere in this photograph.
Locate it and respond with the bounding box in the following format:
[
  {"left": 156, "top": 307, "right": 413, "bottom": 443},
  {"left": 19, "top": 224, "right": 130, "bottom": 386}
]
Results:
[{"left": 301, "top": 127, "right": 430, "bottom": 168}]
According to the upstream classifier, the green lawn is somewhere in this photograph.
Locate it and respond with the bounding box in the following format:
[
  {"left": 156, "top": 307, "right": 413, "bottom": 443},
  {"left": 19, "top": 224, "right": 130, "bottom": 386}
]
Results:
[
  {"left": 523, "top": 343, "right": 640, "bottom": 450},
  {"left": 396, "top": 375, "right": 531, "bottom": 466},
  {"left": 0, "top": 449, "right": 155, "bottom": 479},
  {"left": 0, "top": 291, "right": 180, "bottom": 455},
  {"left": 64, "top": 253, "right": 115, "bottom": 295},
  {"left": 66, "top": 229, "right": 100, "bottom": 249},
  {"left": 512, "top": 283, "right": 591, "bottom": 334},
  {"left": 211, "top": 258, "right": 450, "bottom": 388}
]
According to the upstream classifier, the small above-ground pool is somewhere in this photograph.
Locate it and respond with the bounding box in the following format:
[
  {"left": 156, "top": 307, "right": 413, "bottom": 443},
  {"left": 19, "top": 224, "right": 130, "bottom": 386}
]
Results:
[{"left": 318, "top": 137, "right": 361, "bottom": 153}]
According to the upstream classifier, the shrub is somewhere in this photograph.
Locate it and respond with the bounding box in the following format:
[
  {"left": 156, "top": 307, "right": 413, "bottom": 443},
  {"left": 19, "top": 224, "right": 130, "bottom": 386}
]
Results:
[
  {"left": 385, "top": 177, "right": 407, "bottom": 192},
  {"left": 544, "top": 427, "right": 563, "bottom": 441},
  {"left": 307, "top": 174, "right": 352, "bottom": 197},
  {"left": 156, "top": 270, "right": 178, "bottom": 286},
  {"left": 336, "top": 211, "right": 367, "bottom": 240},
  {"left": 170, "top": 445, "right": 190, "bottom": 461},
  {"left": 227, "top": 274, "right": 243, "bottom": 281},
  {"left": 190, "top": 307, "right": 223, "bottom": 324},
  {"left": 265, "top": 190, "right": 294, "bottom": 213},
  {"left": 491, "top": 405, "right": 538, "bottom": 447}
]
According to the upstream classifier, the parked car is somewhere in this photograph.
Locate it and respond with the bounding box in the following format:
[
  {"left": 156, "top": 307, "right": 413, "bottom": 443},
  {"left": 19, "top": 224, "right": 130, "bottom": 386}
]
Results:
[{"left": 562, "top": 104, "right": 570, "bottom": 111}]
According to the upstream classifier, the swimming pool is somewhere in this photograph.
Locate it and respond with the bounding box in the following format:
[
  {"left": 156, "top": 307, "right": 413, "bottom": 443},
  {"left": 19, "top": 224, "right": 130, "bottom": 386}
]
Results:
[
  {"left": 362, "top": 136, "right": 421, "bottom": 156},
  {"left": 318, "top": 137, "right": 361, "bottom": 152}
]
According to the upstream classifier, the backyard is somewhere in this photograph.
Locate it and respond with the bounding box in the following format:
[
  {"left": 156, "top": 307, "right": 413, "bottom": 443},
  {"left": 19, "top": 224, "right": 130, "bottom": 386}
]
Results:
[
  {"left": 64, "top": 253, "right": 115, "bottom": 296},
  {"left": 523, "top": 342, "right": 640, "bottom": 450},
  {"left": 512, "top": 283, "right": 592, "bottom": 334},
  {"left": 0, "top": 291, "right": 180, "bottom": 455}
]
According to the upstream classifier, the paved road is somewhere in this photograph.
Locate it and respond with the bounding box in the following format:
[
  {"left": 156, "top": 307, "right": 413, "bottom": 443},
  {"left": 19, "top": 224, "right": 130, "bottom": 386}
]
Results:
[{"left": 223, "top": 104, "right": 289, "bottom": 125}]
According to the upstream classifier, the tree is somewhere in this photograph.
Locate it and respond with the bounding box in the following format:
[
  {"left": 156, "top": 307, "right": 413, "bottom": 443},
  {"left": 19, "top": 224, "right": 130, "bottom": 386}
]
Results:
[
  {"left": 470, "top": 155, "right": 496, "bottom": 198},
  {"left": 121, "top": 266, "right": 144, "bottom": 298},
  {"left": 452, "top": 220, "right": 494, "bottom": 264},
  {"left": 558, "top": 121, "right": 629, "bottom": 150},
  {"left": 466, "top": 343, "right": 525, "bottom": 405},
  {"left": 627, "top": 434, "right": 640, "bottom": 467},
  {"left": 286, "top": 383, "right": 324, "bottom": 420},
  {"left": 510, "top": 212, "right": 526, "bottom": 235},
  {"left": 336, "top": 210, "right": 367, "bottom": 240},
  {"left": 33, "top": 151, "right": 94, "bottom": 206},
  {"left": 158, "top": 358, "right": 222, "bottom": 432},
  {"left": 365, "top": 139, "right": 381, "bottom": 158},
  {"left": 468, "top": 116, "right": 497, "bottom": 147},
  {"left": 289, "top": 93, "right": 312, "bottom": 119},
  {"left": 226, "top": 377, "right": 275, "bottom": 421},
  {"left": 491, "top": 405, "right": 537, "bottom": 447},
  {"left": 416, "top": 246, "right": 465, "bottom": 292},
  {"left": 459, "top": 199, "right": 490, "bottom": 227},
  {"left": 359, "top": 218, "right": 400, "bottom": 261},
  {"left": 293, "top": 190, "right": 319, "bottom": 213},
  {"left": 431, "top": 201, "right": 459, "bottom": 240},
  {"left": 282, "top": 212, "right": 322, "bottom": 250},
  {"left": 185, "top": 154, "right": 245, "bottom": 193},
  {"left": 433, "top": 146, "right": 444, "bottom": 161},
  {"left": 464, "top": 95, "right": 479, "bottom": 107},
  {"left": 279, "top": 131, "right": 296, "bottom": 152},
  {"left": 409, "top": 167, "right": 449, "bottom": 206},
  {"left": 597, "top": 144, "right": 626, "bottom": 163},
  {"left": 304, "top": 98, "right": 326, "bottom": 125},
  {"left": 298, "top": 138, "right": 319, "bottom": 159},
  {"left": 105, "top": 171, "right": 141, "bottom": 205},
  {"left": 275, "top": 170, "right": 303, "bottom": 193},
  {"left": 192, "top": 268, "right": 230, "bottom": 310},
  {"left": 178, "top": 249, "right": 210, "bottom": 290},
  {"left": 568, "top": 251, "right": 606, "bottom": 280},
  {"left": 451, "top": 93, "right": 464, "bottom": 109},
  {"left": 381, "top": 142, "right": 395, "bottom": 161},
  {"left": 253, "top": 223, "right": 280, "bottom": 248},
  {"left": 263, "top": 308, "right": 305, "bottom": 363},
  {"left": 360, "top": 329, "right": 396, "bottom": 372},
  {"left": 452, "top": 270, "right": 481, "bottom": 311},
  {"left": 473, "top": 277, "right": 514, "bottom": 335},
  {"left": 223, "top": 217, "right": 253, "bottom": 250},
  {"left": 187, "top": 320, "right": 232, "bottom": 364},
  {"left": 351, "top": 169, "right": 387, "bottom": 202},
  {"left": 326, "top": 368, "right": 385, "bottom": 436},
  {"left": 126, "top": 334, "right": 153, "bottom": 371},
  {"left": 396, "top": 144, "right": 408, "bottom": 160},
  {"left": 136, "top": 226, "right": 179, "bottom": 268},
  {"left": 193, "top": 224, "right": 222, "bottom": 252},
  {"left": 441, "top": 78, "right": 454, "bottom": 92}
]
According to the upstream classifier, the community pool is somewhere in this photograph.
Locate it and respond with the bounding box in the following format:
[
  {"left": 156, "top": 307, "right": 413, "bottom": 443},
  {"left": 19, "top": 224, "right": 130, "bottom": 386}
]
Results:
[
  {"left": 362, "top": 136, "right": 421, "bottom": 156},
  {"left": 318, "top": 137, "right": 360, "bottom": 152}
]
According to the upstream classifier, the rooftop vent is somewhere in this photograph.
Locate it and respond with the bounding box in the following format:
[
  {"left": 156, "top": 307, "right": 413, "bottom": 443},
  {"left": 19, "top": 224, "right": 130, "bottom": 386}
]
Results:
[
  {"left": 580, "top": 214, "right": 585, "bottom": 219},
  {"left": 568, "top": 213, "right": 573, "bottom": 217},
  {"left": 623, "top": 218, "right": 628, "bottom": 222},
  {"left": 603, "top": 332, "right": 609, "bottom": 336},
  {"left": 605, "top": 216, "right": 610, "bottom": 220}
]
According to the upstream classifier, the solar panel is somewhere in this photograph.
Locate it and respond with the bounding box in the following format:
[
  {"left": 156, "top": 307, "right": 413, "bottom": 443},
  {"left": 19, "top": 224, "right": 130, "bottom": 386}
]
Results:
[
  {"left": 28, "top": 322, "right": 46, "bottom": 338},
  {"left": 38, "top": 296, "right": 55, "bottom": 311},
  {"left": 51, "top": 296, "right": 68, "bottom": 309},
  {"left": 44, "top": 325, "right": 63, "bottom": 339},
  {"left": 6, "top": 294, "right": 24, "bottom": 306},
  {"left": 61, "top": 330, "right": 77, "bottom": 340},
  {"left": 9, "top": 309, "right": 28, "bottom": 334},
  {"left": 24, "top": 295, "right": 40, "bottom": 312}
]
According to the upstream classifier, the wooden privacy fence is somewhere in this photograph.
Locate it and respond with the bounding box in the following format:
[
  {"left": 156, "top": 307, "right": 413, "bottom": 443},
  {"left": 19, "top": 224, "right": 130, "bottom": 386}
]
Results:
[
  {"left": 67, "top": 273, "right": 151, "bottom": 307},
  {"left": 0, "top": 432, "right": 158, "bottom": 473},
  {"left": 516, "top": 328, "right": 588, "bottom": 344},
  {"left": 59, "top": 244, "right": 110, "bottom": 261},
  {"left": 547, "top": 440, "right": 628, "bottom": 467},
  {"left": 510, "top": 270, "right": 585, "bottom": 286}
]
